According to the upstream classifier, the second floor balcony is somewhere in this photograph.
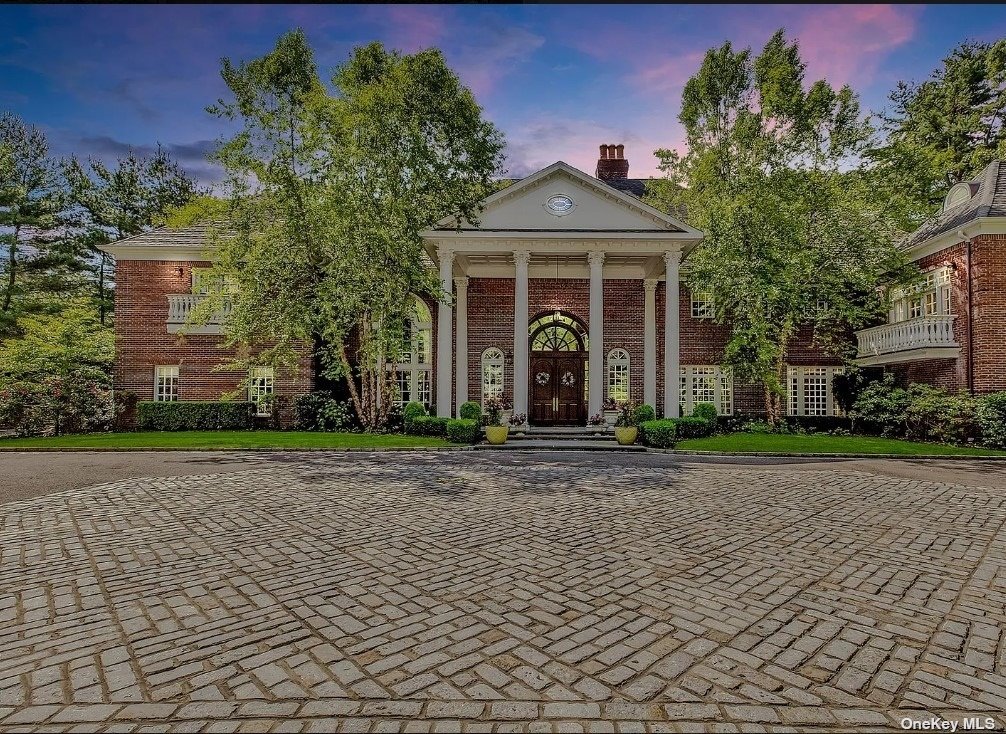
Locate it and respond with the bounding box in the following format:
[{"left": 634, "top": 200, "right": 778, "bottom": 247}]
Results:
[
  {"left": 166, "top": 294, "right": 232, "bottom": 334},
  {"left": 855, "top": 314, "right": 959, "bottom": 366}
]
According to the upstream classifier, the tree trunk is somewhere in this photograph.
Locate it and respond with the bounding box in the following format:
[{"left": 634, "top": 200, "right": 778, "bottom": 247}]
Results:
[{"left": 338, "top": 343, "right": 365, "bottom": 425}]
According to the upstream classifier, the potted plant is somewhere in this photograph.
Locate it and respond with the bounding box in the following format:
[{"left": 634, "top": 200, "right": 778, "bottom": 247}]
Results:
[
  {"left": 602, "top": 397, "right": 620, "bottom": 428},
  {"left": 613, "top": 401, "right": 639, "bottom": 445},
  {"left": 587, "top": 412, "right": 605, "bottom": 434},
  {"left": 498, "top": 395, "right": 514, "bottom": 426},
  {"left": 483, "top": 395, "right": 509, "bottom": 445}
]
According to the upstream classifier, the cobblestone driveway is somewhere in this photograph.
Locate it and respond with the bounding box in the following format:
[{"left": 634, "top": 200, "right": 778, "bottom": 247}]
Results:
[{"left": 2, "top": 452, "right": 1005, "bottom": 732}]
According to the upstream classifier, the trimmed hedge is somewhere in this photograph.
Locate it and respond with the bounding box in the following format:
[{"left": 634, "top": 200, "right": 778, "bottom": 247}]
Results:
[
  {"left": 633, "top": 404, "right": 656, "bottom": 424},
  {"left": 406, "top": 415, "right": 449, "bottom": 437},
  {"left": 447, "top": 418, "right": 481, "bottom": 443},
  {"left": 459, "top": 401, "right": 482, "bottom": 421},
  {"left": 639, "top": 419, "right": 676, "bottom": 448},
  {"left": 403, "top": 401, "right": 427, "bottom": 419},
  {"left": 691, "top": 402, "right": 718, "bottom": 422},
  {"left": 137, "top": 401, "right": 255, "bottom": 431},
  {"left": 674, "top": 416, "right": 715, "bottom": 439}
]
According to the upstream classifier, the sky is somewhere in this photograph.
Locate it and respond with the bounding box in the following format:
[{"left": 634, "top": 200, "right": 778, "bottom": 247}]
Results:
[{"left": 2, "top": 4, "right": 1005, "bottom": 187}]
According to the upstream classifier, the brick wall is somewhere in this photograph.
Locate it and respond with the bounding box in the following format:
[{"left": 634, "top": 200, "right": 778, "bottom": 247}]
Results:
[{"left": 113, "top": 260, "right": 314, "bottom": 423}]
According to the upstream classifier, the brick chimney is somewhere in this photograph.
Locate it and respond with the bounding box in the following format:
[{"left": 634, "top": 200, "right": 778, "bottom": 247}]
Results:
[{"left": 595, "top": 143, "right": 629, "bottom": 180}]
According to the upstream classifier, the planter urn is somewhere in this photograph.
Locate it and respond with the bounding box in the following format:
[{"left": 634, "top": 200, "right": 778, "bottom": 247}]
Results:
[
  {"left": 614, "top": 426, "right": 638, "bottom": 445},
  {"left": 485, "top": 426, "right": 509, "bottom": 445},
  {"left": 603, "top": 410, "right": 619, "bottom": 428}
]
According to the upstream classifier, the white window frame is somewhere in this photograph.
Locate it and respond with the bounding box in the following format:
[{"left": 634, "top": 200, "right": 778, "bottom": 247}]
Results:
[
  {"left": 787, "top": 366, "right": 843, "bottom": 417},
  {"left": 606, "top": 348, "right": 630, "bottom": 403},
  {"left": 680, "top": 365, "right": 733, "bottom": 416},
  {"left": 690, "top": 291, "right": 714, "bottom": 319},
  {"left": 889, "top": 267, "right": 951, "bottom": 323},
  {"left": 248, "top": 366, "right": 275, "bottom": 417},
  {"left": 154, "top": 365, "right": 179, "bottom": 402},
  {"left": 391, "top": 298, "right": 433, "bottom": 407},
  {"left": 481, "top": 347, "right": 505, "bottom": 403},
  {"left": 192, "top": 268, "right": 237, "bottom": 296}
]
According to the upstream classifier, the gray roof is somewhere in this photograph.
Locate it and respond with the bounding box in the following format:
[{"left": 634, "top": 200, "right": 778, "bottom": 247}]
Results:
[
  {"left": 903, "top": 160, "right": 1006, "bottom": 250},
  {"left": 603, "top": 178, "right": 651, "bottom": 198},
  {"left": 103, "top": 223, "right": 212, "bottom": 249}
]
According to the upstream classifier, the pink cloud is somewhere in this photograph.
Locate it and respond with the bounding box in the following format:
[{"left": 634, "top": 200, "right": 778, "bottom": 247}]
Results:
[
  {"left": 630, "top": 52, "right": 706, "bottom": 95},
  {"left": 361, "top": 4, "right": 451, "bottom": 53},
  {"left": 790, "top": 4, "right": 920, "bottom": 87}
]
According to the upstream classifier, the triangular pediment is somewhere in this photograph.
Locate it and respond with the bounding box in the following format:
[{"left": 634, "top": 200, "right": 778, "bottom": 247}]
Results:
[{"left": 429, "top": 161, "right": 699, "bottom": 235}]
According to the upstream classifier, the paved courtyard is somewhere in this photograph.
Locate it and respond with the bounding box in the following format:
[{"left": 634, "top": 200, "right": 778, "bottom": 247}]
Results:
[{"left": 1, "top": 452, "right": 1006, "bottom": 732}]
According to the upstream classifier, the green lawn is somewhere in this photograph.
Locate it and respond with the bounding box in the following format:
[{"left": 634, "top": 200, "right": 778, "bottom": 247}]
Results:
[
  {"left": 676, "top": 432, "right": 1006, "bottom": 456},
  {"left": 0, "top": 431, "right": 452, "bottom": 450}
]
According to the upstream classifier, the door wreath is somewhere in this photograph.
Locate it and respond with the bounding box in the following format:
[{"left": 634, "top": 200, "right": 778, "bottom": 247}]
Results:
[
  {"left": 535, "top": 371, "right": 550, "bottom": 385},
  {"left": 561, "top": 371, "right": 575, "bottom": 387}
]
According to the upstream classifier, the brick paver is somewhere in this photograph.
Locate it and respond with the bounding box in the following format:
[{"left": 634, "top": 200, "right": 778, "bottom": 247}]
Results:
[{"left": 1, "top": 452, "right": 1005, "bottom": 732}]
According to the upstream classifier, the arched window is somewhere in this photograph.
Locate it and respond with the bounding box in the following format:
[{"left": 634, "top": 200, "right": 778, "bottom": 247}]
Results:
[
  {"left": 392, "top": 298, "right": 432, "bottom": 407},
  {"left": 481, "top": 348, "right": 505, "bottom": 403},
  {"left": 528, "top": 312, "right": 588, "bottom": 352},
  {"left": 607, "top": 348, "right": 630, "bottom": 402}
]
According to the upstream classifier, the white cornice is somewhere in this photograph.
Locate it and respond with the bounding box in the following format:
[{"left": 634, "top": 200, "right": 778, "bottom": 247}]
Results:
[
  {"left": 99, "top": 245, "right": 214, "bottom": 261},
  {"left": 906, "top": 218, "right": 1006, "bottom": 260}
]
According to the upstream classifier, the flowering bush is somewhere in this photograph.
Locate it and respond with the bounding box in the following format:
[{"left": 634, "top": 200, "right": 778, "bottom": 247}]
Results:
[
  {"left": 615, "top": 400, "right": 640, "bottom": 428},
  {"left": 509, "top": 412, "right": 527, "bottom": 426},
  {"left": 602, "top": 397, "right": 618, "bottom": 411},
  {"left": 587, "top": 412, "right": 604, "bottom": 426},
  {"left": 482, "top": 395, "right": 511, "bottom": 426}
]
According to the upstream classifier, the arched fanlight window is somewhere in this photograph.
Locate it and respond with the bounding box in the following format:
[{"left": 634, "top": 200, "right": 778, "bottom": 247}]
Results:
[
  {"left": 391, "top": 297, "right": 433, "bottom": 406},
  {"left": 481, "top": 347, "right": 505, "bottom": 403},
  {"left": 607, "top": 348, "right": 630, "bottom": 402},
  {"left": 528, "top": 312, "right": 588, "bottom": 352}
]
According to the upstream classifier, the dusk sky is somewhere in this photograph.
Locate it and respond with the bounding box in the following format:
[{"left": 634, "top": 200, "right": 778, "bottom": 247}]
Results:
[{"left": 2, "top": 4, "right": 1005, "bottom": 186}]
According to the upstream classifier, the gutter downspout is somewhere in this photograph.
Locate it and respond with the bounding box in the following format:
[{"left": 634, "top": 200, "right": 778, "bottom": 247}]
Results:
[{"left": 958, "top": 229, "right": 975, "bottom": 395}]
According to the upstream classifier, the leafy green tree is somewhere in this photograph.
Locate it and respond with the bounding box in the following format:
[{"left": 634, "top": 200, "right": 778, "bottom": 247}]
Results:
[
  {"left": 65, "top": 147, "right": 200, "bottom": 324},
  {"left": 0, "top": 302, "right": 113, "bottom": 435},
  {"left": 872, "top": 40, "right": 1006, "bottom": 227},
  {"left": 203, "top": 31, "right": 505, "bottom": 430},
  {"left": 0, "top": 112, "right": 78, "bottom": 336},
  {"left": 647, "top": 30, "right": 912, "bottom": 423}
]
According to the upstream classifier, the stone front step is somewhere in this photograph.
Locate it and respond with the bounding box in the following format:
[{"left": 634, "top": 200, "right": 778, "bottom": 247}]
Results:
[{"left": 474, "top": 439, "right": 645, "bottom": 451}]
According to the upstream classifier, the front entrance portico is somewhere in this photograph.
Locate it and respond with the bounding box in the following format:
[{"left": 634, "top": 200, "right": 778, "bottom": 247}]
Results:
[
  {"left": 420, "top": 160, "right": 703, "bottom": 424},
  {"left": 528, "top": 312, "right": 588, "bottom": 426}
]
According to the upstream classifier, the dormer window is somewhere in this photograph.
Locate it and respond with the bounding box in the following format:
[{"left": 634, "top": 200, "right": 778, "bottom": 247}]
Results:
[{"left": 944, "top": 182, "right": 973, "bottom": 211}]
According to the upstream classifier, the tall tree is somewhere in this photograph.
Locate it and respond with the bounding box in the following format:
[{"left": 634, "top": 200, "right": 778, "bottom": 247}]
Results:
[
  {"left": 0, "top": 112, "right": 77, "bottom": 336},
  {"left": 65, "top": 147, "right": 199, "bottom": 324},
  {"left": 647, "top": 31, "right": 912, "bottom": 423},
  {"left": 872, "top": 40, "right": 1006, "bottom": 227},
  {"left": 204, "top": 31, "right": 505, "bottom": 429}
]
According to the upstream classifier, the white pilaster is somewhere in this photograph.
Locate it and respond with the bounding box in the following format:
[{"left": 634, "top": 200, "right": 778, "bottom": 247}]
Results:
[
  {"left": 512, "top": 250, "right": 532, "bottom": 416},
  {"left": 663, "top": 251, "right": 681, "bottom": 418},
  {"left": 454, "top": 276, "right": 469, "bottom": 415},
  {"left": 644, "top": 279, "right": 658, "bottom": 409},
  {"left": 436, "top": 247, "right": 454, "bottom": 417},
  {"left": 588, "top": 251, "right": 605, "bottom": 417}
]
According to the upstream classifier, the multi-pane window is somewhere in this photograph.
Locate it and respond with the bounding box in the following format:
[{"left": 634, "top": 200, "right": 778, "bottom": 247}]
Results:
[
  {"left": 889, "top": 267, "right": 951, "bottom": 323},
  {"left": 192, "top": 268, "right": 237, "bottom": 295},
  {"left": 248, "top": 366, "right": 275, "bottom": 417},
  {"left": 679, "top": 365, "right": 733, "bottom": 415},
  {"left": 391, "top": 298, "right": 433, "bottom": 407},
  {"left": 787, "top": 366, "right": 843, "bottom": 416},
  {"left": 690, "top": 291, "right": 714, "bottom": 319},
  {"left": 481, "top": 348, "right": 505, "bottom": 403},
  {"left": 154, "top": 365, "right": 179, "bottom": 402},
  {"left": 606, "top": 349, "right": 630, "bottom": 403}
]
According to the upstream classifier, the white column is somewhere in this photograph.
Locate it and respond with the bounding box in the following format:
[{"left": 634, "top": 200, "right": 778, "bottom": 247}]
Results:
[
  {"left": 588, "top": 251, "right": 605, "bottom": 418},
  {"left": 454, "top": 276, "right": 469, "bottom": 415},
  {"left": 663, "top": 251, "right": 681, "bottom": 418},
  {"left": 436, "top": 247, "right": 454, "bottom": 417},
  {"left": 644, "top": 279, "right": 658, "bottom": 409},
  {"left": 512, "top": 250, "right": 531, "bottom": 416}
]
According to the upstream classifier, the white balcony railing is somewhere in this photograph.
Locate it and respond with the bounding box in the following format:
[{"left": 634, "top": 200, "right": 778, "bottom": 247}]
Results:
[
  {"left": 166, "top": 294, "right": 232, "bottom": 334},
  {"left": 855, "top": 314, "right": 958, "bottom": 362}
]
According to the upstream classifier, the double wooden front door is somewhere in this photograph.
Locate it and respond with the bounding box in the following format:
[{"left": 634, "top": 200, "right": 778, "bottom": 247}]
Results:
[{"left": 529, "top": 353, "right": 586, "bottom": 426}]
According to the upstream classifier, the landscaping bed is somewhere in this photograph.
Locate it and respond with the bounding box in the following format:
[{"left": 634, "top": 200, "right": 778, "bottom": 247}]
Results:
[{"left": 675, "top": 433, "right": 1006, "bottom": 456}]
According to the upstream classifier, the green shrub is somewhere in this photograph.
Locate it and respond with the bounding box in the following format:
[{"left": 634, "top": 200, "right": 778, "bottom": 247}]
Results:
[
  {"left": 447, "top": 418, "right": 481, "bottom": 443},
  {"left": 137, "top": 401, "right": 255, "bottom": 431},
  {"left": 459, "top": 401, "right": 482, "bottom": 421},
  {"left": 850, "top": 374, "right": 911, "bottom": 436},
  {"left": 904, "top": 388, "right": 982, "bottom": 445},
  {"left": 403, "top": 401, "right": 427, "bottom": 419},
  {"left": 980, "top": 392, "right": 1006, "bottom": 448},
  {"left": 633, "top": 404, "right": 656, "bottom": 424},
  {"left": 674, "top": 416, "right": 716, "bottom": 439},
  {"left": 405, "top": 415, "right": 448, "bottom": 437},
  {"left": 691, "top": 402, "right": 718, "bottom": 422},
  {"left": 293, "top": 391, "right": 354, "bottom": 431},
  {"left": 639, "top": 419, "right": 676, "bottom": 448}
]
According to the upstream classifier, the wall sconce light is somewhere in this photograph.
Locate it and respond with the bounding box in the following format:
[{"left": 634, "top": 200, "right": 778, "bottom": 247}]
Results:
[{"left": 176, "top": 266, "right": 185, "bottom": 277}]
